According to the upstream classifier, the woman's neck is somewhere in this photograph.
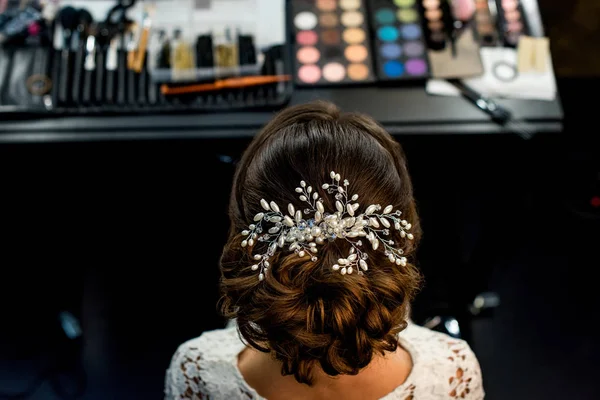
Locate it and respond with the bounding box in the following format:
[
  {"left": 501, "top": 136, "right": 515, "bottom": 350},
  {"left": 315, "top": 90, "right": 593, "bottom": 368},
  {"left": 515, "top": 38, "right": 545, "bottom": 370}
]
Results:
[{"left": 238, "top": 344, "right": 413, "bottom": 400}]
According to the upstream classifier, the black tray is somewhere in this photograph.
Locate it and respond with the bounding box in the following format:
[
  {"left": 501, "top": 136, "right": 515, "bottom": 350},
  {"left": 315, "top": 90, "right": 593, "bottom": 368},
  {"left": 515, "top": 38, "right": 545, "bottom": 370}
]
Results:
[{"left": 0, "top": 43, "right": 293, "bottom": 117}]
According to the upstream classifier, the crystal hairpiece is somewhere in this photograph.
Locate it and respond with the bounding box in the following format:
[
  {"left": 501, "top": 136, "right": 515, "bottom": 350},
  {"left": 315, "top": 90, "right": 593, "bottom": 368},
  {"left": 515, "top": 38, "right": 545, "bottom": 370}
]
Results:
[{"left": 240, "top": 171, "right": 414, "bottom": 281}]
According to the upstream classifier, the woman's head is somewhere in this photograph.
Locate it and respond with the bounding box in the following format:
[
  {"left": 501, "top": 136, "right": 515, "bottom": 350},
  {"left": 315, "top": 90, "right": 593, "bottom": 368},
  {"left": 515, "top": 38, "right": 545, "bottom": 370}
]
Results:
[{"left": 219, "top": 101, "right": 422, "bottom": 385}]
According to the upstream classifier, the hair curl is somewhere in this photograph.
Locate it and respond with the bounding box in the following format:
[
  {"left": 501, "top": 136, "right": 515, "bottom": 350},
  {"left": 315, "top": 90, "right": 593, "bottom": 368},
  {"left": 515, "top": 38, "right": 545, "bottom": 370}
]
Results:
[{"left": 219, "top": 101, "right": 422, "bottom": 385}]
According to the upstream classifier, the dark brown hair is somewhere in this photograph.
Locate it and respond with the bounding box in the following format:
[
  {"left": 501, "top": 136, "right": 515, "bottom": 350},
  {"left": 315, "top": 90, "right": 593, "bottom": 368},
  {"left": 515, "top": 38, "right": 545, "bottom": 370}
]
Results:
[{"left": 219, "top": 101, "right": 422, "bottom": 385}]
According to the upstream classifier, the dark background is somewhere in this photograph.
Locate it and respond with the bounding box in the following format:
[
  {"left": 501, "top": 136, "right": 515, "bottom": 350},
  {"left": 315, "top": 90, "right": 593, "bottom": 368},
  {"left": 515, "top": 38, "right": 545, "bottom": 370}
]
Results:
[{"left": 1, "top": 1, "right": 600, "bottom": 399}]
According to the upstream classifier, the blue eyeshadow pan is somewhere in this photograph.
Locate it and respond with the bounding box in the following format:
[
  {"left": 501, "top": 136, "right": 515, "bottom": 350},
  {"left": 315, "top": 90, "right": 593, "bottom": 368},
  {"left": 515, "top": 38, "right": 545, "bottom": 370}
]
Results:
[
  {"left": 380, "top": 43, "right": 402, "bottom": 58},
  {"left": 377, "top": 26, "right": 399, "bottom": 41},
  {"left": 368, "top": 1, "right": 430, "bottom": 81},
  {"left": 375, "top": 8, "right": 395, "bottom": 24},
  {"left": 400, "top": 24, "right": 422, "bottom": 40},
  {"left": 383, "top": 60, "right": 404, "bottom": 77}
]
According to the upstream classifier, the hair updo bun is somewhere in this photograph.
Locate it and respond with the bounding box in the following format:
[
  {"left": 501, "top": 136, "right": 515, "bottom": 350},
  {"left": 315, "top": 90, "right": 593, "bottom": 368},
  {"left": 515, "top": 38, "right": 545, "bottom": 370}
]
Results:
[{"left": 219, "top": 101, "right": 422, "bottom": 385}]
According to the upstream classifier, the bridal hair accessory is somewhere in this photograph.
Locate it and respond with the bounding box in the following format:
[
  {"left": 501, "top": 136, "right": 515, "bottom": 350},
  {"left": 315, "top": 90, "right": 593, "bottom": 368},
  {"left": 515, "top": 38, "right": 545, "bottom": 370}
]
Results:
[{"left": 240, "top": 171, "right": 414, "bottom": 281}]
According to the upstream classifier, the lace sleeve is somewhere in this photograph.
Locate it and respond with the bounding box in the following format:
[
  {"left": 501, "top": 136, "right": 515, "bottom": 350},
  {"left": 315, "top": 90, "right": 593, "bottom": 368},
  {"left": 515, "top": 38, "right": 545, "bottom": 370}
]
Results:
[
  {"left": 164, "top": 328, "right": 253, "bottom": 400},
  {"left": 445, "top": 339, "right": 485, "bottom": 399},
  {"left": 164, "top": 343, "right": 209, "bottom": 400}
]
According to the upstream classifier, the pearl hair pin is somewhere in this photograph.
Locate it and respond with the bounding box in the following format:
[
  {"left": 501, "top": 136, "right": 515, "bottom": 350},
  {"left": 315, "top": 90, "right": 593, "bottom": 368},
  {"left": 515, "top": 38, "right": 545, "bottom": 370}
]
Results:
[{"left": 240, "top": 171, "right": 414, "bottom": 281}]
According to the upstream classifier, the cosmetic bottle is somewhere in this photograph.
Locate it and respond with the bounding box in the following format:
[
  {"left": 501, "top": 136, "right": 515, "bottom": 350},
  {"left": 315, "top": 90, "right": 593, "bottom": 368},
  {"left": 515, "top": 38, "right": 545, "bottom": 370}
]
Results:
[
  {"left": 172, "top": 28, "right": 194, "bottom": 70},
  {"left": 214, "top": 27, "right": 238, "bottom": 68}
]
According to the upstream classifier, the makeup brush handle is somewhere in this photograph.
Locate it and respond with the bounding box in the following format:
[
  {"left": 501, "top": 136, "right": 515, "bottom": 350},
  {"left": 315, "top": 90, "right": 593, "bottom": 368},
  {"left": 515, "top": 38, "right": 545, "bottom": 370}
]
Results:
[
  {"left": 59, "top": 49, "right": 70, "bottom": 104},
  {"left": 138, "top": 66, "right": 147, "bottom": 104},
  {"left": 106, "top": 70, "right": 115, "bottom": 103},
  {"left": 468, "top": 95, "right": 511, "bottom": 124},
  {"left": 117, "top": 50, "right": 126, "bottom": 104},
  {"left": 50, "top": 50, "right": 61, "bottom": 108},
  {"left": 134, "top": 28, "right": 150, "bottom": 73},
  {"left": 147, "top": 69, "right": 157, "bottom": 105},
  {"left": 95, "top": 51, "right": 105, "bottom": 103},
  {"left": 127, "top": 68, "right": 136, "bottom": 104},
  {"left": 72, "top": 45, "right": 84, "bottom": 103},
  {"left": 449, "top": 79, "right": 511, "bottom": 124},
  {"left": 82, "top": 69, "right": 92, "bottom": 104}
]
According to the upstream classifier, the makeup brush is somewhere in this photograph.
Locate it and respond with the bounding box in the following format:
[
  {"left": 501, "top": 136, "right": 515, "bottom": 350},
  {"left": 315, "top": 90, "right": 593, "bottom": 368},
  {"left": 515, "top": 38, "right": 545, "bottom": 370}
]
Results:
[
  {"left": 82, "top": 33, "right": 97, "bottom": 104},
  {"left": 95, "top": 23, "right": 112, "bottom": 103},
  {"left": 160, "top": 75, "right": 292, "bottom": 96},
  {"left": 57, "top": 6, "right": 78, "bottom": 104},
  {"left": 105, "top": 36, "right": 119, "bottom": 104},
  {"left": 448, "top": 79, "right": 534, "bottom": 139},
  {"left": 77, "top": 9, "right": 94, "bottom": 35},
  {"left": 72, "top": 8, "right": 93, "bottom": 103}
]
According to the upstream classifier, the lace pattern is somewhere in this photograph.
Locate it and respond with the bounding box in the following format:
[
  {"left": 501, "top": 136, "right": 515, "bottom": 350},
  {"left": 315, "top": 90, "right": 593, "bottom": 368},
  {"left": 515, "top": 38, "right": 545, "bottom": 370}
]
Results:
[
  {"left": 165, "top": 328, "right": 254, "bottom": 400},
  {"left": 165, "top": 323, "right": 484, "bottom": 400}
]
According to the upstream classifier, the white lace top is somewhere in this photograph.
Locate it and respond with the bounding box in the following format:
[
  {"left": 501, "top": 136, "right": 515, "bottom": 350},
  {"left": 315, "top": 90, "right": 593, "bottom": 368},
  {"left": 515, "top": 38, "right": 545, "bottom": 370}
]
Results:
[{"left": 164, "top": 322, "right": 484, "bottom": 399}]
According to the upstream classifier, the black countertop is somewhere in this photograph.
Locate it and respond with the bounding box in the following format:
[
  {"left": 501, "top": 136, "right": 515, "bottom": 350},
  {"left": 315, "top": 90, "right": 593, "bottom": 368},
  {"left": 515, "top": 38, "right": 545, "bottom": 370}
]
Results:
[
  {"left": 0, "top": 0, "right": 563, "bottom": 143},
  {"left": 0, "top": 86, "right": 563, "bottom": 143}
]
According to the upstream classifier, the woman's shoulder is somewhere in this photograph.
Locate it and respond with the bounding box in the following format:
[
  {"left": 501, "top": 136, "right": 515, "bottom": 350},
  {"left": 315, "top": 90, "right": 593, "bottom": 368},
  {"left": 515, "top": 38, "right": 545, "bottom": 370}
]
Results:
[
  {"left": 164, "top": 326, "right": 251, "bottom": 400},
  {"left": 398, "top": 323, "right": 485, "bottom": 399}
]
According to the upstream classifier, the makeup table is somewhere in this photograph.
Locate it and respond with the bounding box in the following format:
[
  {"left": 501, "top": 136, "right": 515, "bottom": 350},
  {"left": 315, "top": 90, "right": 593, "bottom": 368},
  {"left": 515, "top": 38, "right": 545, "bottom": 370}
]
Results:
[
  {"left": 0, "top": 86, "right": 562, "bottom": 142},
  {"left": 0, "top": 0, "right": 562, "bottom": 142}
]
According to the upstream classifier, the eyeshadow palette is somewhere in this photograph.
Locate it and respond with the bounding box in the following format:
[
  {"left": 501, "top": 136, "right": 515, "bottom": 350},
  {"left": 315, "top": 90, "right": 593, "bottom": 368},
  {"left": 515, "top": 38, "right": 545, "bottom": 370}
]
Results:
[
  {"left": 290, "top": 0, "right": 376, "bottom": 86},
  {"left": 473, "top": 0, "right": 499, "bottom": 46},
  {"left": 419, "top": 0, "right": 483, "bottom": 78},
  {"left": 367, "top": 0, "right": 430, "bottom": 81},
  {"left": 495, "top": 0, "right": 529, "bottom": 47},
  {"left": 421, "top": 0, "right": 454, "bottom": 51}
]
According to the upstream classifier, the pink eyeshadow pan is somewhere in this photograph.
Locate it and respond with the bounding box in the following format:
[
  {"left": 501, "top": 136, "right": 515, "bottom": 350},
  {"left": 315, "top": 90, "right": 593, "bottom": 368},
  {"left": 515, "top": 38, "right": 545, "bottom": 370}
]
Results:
[
  {"left": 297, "top": 47, "right": 321, "bottom": 64},
  {"left": 296, "top": 30, "right": 318, "bottom": 46},
  {"left": 507, "top": 21, "right": 523, "bottom": 32},
  {"left": 502, "top": 0, "right": 518, "bottom": 11},
  {"left": 505, "top": 10, "right": 521, "bottom": 22},
  {"left": 291, "top": 0, "right": 375, "bottom": 85},
  {"left": 298, "top": 65, "right": 322, "bottom": 83}
]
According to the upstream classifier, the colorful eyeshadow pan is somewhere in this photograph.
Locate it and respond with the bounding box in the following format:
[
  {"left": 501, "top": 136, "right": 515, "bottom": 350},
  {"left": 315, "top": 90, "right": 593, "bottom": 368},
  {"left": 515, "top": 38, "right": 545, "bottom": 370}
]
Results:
[
  {"left": 341, "top": 0, "right": 362, "bottom": 10},
  {"left": 292, "top": 0, "right": 375, "bottom": 86},
  {"left": 367, "top": 0, "right": 430, "bottom": 80},
  {"left": 317, "top": 0, "right": 337, "bottom": 12},
  {"left": 495, "top": 0, "right": 529, "bottom": 47},
  {"left": 294, "top": 12, "right": 318, "bottom": 30},
  {"left": 296, "top": 30, "right": 318, "bottom": 46},
  {"left": 297, "top": 47, "right": 321, "bottom": 64},
  {"left": 473, "top": 0, "right": 498, "bottom": 45},
  {"left": 298, "top": 65, "right": 321, "bottom": 83},
  {"left": 397, "top": 8, "right": 419, "bottom": 22},
  {"left": 384, "top": 60, "right": 404, "bottom": 77},
  {"left": 406, "top": 59, "right": 428, "bottom": 75},
  {"left": 341, "top": 11, "right": 364, "bottom": 27},
  {"left": 381, "top": 43, "right": 402, "bottom": 58},
  {"left": 322, "top": 29, "right": 341, "bottom": 44},
  {"left": 348, "top": 63, "right": 369, "bottom": 80},
  {"left": 403, "top": 41, "right": 425, "bottom": 57},
  {"left": 375, "top": 8, "right": 396, "bottom": 24},
  {"left": 421, "top": 0, "right": 451, "bottom": 49},
  {"left": 343, "top": 28, "right": 366, "bottom": 43},
  {"left": 502, "top": 0, "right": 518, "bottom": 11},
  {"left": 401, "top": 24, "right": 422, "bottom": 39},
  {"left": 320, "top": 13, "right": 339, "bottom": 27},
  {"left": 378, "top": 26, "right": 399, "bottom": 41},
  {"left": 423, "top": 0, "right": 440, "bottom": 9},
  {"left": 394, "top": 0, "right": 415, "bottom": 7},
  {"left": 323, "top": 62, "right": 346, "bottom": 81},
  {"left": 345, "top": 45, "right": 369, "bottom": 62}
]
